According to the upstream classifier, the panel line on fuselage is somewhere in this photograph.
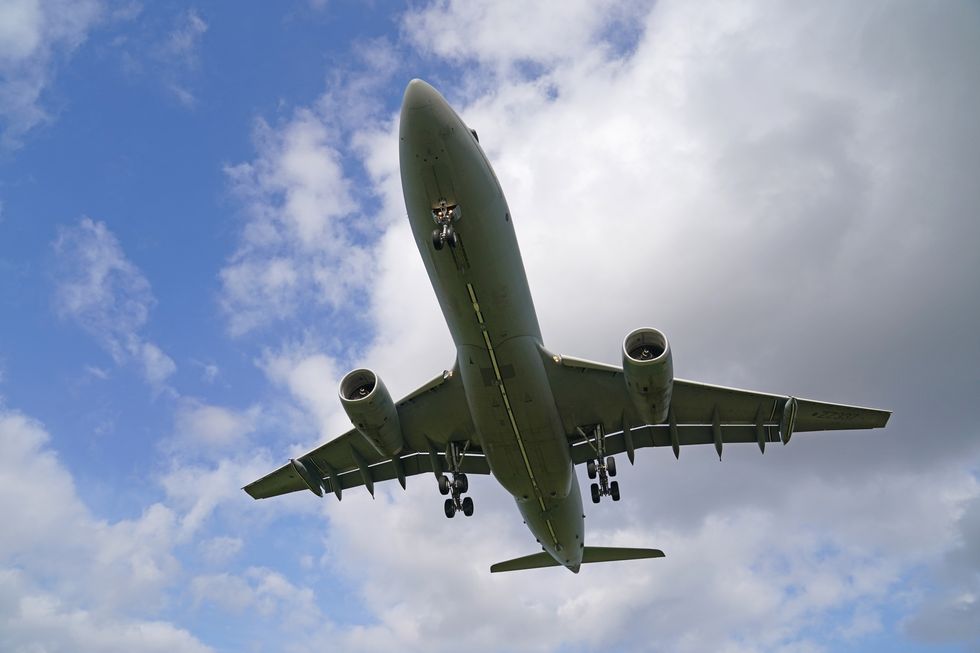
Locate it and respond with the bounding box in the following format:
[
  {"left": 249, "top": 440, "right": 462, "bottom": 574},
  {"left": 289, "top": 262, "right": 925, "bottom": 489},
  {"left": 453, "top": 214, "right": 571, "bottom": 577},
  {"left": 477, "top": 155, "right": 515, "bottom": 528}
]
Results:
[{"left": 465, "top": 282, "right": 559, "bottom": 547}]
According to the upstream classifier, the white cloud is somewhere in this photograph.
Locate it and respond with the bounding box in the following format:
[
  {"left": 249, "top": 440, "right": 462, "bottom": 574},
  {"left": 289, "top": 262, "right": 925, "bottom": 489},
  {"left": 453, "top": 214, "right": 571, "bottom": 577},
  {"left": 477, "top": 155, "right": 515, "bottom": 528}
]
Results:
[
  {"left": 157, "top": 450, "right": 317, "bottom": 541},
  {"left": 0, "top": 0, "right": 102, "bottom": 149},
  {"left": 167, "top": 81, "right": 197, "bottom": 108},
  {"left": 164, "top": 9, "right": 207, "bottom": 64},
  {"left": 0, "top": 409, "right": 214, "bottom": 652},
  {"left": 191, "top": 567, "right": 320, "bottom": 626},
  {"left": 308, "top": 463, "right": 975, "bottom": 653},
  {"left": 403, "top": 0, "right": 646, "bottom": 75},
  {"left": 159, "top": 8, "right": 208, "bottom": 106},
  {"left": 257, "top": 342, "right": 351, "bottom": 443},
  {"left": 219, "top": 45, "right": 403, "bottom": 338},
  {"left": 140, "top": 341, "right": 178, "bottom": 387},
  {"left": 221, "top": 110, "right": 371, "bottom": 335},
  {"left": 0, "top": 569, "right": 213, "bottom": 653},
  {"left": 99, "top": 7, "right": 206, "bottom": 108},
  {"left": 199, "top": 536, "right": 243, "bottom": 565},
  {"left": 52, "top": 218, "right": 152, "bottom": 348},
  {"left": 84, "top": 364, "right": 110, "bottom": 380},
  {"left": 173, "top": 398, "right": 259, "bottom": 451},
  {"left": 200, "top": 362, "right": 219, "bottom": 383},
  {"left": 0, "top": 0, "right": 43, "bottom": 61},
  {"left": 52, "top": 217, "right": 176, "bottom": 388}
]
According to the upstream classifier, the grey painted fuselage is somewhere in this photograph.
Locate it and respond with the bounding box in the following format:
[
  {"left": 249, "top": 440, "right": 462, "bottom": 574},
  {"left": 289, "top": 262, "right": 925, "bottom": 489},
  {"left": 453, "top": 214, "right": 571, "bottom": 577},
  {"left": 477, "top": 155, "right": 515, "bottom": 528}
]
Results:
[{"left": 399, "top": 79, "right": 584, "bottom": 571}]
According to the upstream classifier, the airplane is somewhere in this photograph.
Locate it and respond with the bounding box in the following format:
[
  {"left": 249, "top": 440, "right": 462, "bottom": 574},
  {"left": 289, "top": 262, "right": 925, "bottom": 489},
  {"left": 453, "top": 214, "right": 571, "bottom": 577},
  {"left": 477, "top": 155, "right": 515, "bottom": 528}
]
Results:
[{"left": 244, "top": 79, "right": 890, "bottom": 573}]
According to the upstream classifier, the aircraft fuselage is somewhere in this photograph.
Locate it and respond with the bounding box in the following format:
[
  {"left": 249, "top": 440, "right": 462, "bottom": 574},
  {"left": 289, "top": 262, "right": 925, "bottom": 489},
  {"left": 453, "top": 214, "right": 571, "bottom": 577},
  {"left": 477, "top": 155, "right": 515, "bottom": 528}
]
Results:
[{"left": 399, "top": 79, "right": 585, "bottom": 570}]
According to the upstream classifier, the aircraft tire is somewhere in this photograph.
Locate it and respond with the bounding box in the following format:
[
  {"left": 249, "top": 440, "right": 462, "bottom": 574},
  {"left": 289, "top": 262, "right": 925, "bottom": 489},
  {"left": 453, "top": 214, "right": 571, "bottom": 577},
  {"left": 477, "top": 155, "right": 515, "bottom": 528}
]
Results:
[
  {"left": 610, "top": 481, "right": 620, "bottom": 502},
  {"left": 587, "top": 461, "right": 597, "bottom": 479},
  {"left": 432, "top": 229, "right": 444, "bottom": 250},
  {"left": 461, "top": 496, "right": 474, "bottom": 517},
  {"left": 444, "top": 498, "right": 456, "bottom": 518},
  {"left": 438, "top": 475, "right": 451, "bottom": 495},
  {"left": 455, "top": 473, "right": 468, "bottom": 494},
  {"left": 607, "top": 456, "right": 617, "bottom": 477},
  {"left": 446, "top": 229, "right": 458, "bottom": 248},
  {"left": 590, "top": 483, "right": 600, "bottom": 504}
]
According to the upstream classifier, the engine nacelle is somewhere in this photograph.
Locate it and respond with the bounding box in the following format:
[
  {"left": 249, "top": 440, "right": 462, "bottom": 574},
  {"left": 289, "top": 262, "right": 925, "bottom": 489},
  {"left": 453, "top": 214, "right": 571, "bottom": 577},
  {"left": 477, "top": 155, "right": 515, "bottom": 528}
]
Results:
[
  {"left": 339, "top": 369, "right": 405, "bottom": 457},
  {"left": 622, "top": 327, "right": 674, "bottom": 425}
]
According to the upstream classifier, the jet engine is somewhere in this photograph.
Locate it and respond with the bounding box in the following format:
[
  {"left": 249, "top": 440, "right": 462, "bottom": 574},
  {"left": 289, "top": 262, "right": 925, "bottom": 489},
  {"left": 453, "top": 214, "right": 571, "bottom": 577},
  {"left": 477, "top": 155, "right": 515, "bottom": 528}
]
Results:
[
  {"left": 622, "top": 327, "right": 674, "bottom": 425},
  {"left": 339, "top": 369, "right": 404, "bottom": 456}
]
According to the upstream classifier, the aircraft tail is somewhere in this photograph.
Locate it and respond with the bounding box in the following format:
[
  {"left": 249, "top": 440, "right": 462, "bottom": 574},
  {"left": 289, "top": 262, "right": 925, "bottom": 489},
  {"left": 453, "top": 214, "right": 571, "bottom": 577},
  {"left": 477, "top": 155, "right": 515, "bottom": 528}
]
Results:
[{"left": 490, "top": 546, "right": 665, "bottom": 573}]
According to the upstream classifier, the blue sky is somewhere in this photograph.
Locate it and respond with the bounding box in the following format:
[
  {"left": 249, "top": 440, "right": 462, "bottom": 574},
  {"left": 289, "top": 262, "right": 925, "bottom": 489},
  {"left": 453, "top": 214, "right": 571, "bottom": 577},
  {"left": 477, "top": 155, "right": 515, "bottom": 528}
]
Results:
[{"left": 2, "top": 1, "right": 980, "bottom": 652}]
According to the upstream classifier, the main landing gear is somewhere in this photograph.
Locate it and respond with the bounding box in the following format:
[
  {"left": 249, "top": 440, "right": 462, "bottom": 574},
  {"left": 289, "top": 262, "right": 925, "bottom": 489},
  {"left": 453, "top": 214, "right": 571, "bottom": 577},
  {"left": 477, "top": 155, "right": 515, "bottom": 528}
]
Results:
[
  {"left": 580, "top": 424, "right": 621, "bottom": 504},
  {"left": 431, "top": 200, "right": 461, "bottom": 251},
  {"left": 439, "top": 441, "right": 474, "bottom": 518}
]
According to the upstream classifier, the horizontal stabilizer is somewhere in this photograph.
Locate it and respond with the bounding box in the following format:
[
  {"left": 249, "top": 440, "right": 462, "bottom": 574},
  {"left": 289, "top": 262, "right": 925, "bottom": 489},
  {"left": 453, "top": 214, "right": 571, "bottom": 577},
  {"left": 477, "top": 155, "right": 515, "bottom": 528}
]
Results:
[
  {"left": 490, "top": 546, "right": 665, "bottom": 573},
  {"left": 582, "top": 546, "right": 665, "bottom": 563},
  {"left": 490, "top": 552, "right": 561, "bottom": 573}
]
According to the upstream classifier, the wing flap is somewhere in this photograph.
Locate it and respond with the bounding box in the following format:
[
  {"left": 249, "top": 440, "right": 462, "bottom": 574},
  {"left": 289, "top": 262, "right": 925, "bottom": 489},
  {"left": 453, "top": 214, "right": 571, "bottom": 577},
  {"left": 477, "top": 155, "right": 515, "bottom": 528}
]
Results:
[
  {"left": 244, "top": 367, "right": 483, "bottom": 501},
  {"left": 246, "top": 450, "right": 491, "bottom": 500},
  {"left": 545, "top": 349, "right": 890, "bottom": 463},
  {"left": 325, "top": 453, "right": 491, "bottom": 493},
  {"left": 570, "top": 424, "right": 784, "bottom": 463}
]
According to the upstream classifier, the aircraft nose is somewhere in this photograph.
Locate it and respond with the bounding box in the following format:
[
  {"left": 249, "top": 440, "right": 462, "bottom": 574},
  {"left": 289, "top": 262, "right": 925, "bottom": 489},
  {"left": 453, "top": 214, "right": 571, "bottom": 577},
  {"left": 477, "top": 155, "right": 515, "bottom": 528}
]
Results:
[{"left": 402, "top": 78, "right": 439, "bottom": 110}]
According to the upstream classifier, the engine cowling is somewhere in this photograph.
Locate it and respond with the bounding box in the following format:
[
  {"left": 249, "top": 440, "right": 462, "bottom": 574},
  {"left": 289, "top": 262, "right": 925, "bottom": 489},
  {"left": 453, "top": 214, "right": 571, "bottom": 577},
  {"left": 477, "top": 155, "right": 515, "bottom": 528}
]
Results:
[
  {"left": 622, "top": 327, "right": 674, "bottom": 425},
  {"left": 339, "top": 369, "right": 404, "bottom": 456}
]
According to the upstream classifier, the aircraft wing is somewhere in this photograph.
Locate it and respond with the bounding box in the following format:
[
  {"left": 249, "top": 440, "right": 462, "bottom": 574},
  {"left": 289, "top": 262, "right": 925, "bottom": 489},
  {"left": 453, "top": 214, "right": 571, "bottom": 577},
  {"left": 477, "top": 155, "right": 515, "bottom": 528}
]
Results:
[
  {"left": 244, "top": 368, "right": 487, "bottom": 500},
  {"left": 542, "top": 352, "right": 890, "bottom": 463}
]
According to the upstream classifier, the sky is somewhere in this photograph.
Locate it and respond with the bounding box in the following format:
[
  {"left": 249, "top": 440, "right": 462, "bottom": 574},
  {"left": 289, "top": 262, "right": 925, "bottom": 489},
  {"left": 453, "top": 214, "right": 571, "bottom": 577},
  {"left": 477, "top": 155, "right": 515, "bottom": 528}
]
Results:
[{"left": 1, "top": 0, "right": 979, "bottom": 651}]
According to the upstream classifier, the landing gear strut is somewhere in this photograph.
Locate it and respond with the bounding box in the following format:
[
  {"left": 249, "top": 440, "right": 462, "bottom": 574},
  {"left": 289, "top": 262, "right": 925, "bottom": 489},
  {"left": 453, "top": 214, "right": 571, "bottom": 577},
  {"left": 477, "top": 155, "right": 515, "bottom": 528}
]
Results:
[
  {"left": 439, "top": 440, "right": 474, "bottom": 517},
  {"left": 431, "top": 200, "right": 461, "bottom": 251},
  {"left": 579, "top": 424, "right": 621, "bottom": 503}
]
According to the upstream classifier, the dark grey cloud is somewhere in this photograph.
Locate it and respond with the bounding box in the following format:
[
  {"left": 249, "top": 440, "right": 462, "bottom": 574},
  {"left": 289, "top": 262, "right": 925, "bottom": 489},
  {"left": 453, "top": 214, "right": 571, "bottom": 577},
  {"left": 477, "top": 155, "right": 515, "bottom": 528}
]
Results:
[{"left": 905, "top": 491, "right": 980, "bottom": 647}]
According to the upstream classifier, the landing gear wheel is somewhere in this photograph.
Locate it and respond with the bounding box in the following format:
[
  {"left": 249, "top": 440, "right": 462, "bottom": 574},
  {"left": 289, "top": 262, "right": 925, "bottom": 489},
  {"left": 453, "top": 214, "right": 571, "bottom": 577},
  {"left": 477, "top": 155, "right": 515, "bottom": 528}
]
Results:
[
  {"left": 454, "top": 473, "right": 468, "bottom": 494},
  {"left": 438, "top": 475, "right": 451, "bottom": 496},
  {"left": 461, "top": 496, "right": 474, "bottom": 516},
  {"left": 444, "top": 498, "right": 456, "bottom": 518},
  {"left": 432, "top": 228, "right": 444, "bottom": 250},
  {"left": 610, "top": 480, "right": 621, "bottom": 502},
  {"left": 606, "top": 456, "right": 617, "bottom": 477},
  {"left": 590, "top": 483, "right": 601, "bottom": 504},
  {"left": 586, "top": 460, "right": 597, "bottom": 479},
  {"left": 446, "top": 229, "right": 458, "bottom": 249}
]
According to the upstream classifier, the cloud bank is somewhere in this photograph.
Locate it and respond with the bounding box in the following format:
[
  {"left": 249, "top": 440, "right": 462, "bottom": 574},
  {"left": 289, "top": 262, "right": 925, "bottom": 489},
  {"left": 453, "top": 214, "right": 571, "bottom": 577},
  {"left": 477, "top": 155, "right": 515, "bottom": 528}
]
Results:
[{"left": 216, "top": 1, "right": 980, "bottom": 650}]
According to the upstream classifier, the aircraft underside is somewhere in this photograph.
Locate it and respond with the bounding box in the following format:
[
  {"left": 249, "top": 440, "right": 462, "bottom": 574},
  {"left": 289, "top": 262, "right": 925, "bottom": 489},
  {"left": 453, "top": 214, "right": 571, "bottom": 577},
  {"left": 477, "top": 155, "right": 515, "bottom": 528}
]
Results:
[{"left": 243, "top": 79, "right": 890, "bottom": 574}]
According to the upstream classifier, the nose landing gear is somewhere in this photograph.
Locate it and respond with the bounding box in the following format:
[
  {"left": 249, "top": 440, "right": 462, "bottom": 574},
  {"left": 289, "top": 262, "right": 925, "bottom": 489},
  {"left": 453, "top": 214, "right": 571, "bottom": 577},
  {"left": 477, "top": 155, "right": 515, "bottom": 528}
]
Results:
[
  {"left": 439, "top": 441, "right": 474, "bottom": 518},
  {"left": 579, "top": 424, "right": 621, "bottom": 504},
  {"left": 431, "top": 200, "right": 461, "bottom": 251}
]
